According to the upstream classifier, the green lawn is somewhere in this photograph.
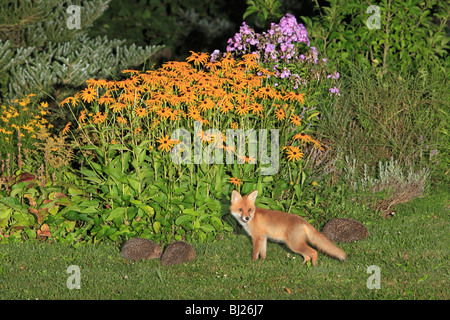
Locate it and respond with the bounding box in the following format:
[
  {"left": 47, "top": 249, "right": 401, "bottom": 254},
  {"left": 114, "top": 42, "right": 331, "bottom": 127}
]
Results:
[{"left": 0, "top": 184, "right": 448, "bottom": 300}]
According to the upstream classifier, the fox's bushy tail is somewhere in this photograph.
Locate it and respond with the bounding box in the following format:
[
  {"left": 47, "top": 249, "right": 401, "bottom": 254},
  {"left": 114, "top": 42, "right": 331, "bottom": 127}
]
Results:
[{"left": 305, "top": 226, "right": 347, "bottom": 261}]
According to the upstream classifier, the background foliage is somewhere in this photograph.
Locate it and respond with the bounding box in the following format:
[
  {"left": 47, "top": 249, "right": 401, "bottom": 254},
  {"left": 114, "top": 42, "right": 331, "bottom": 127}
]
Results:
[{"left": 0, "top": 0, "right": 162, "bottom": 104}]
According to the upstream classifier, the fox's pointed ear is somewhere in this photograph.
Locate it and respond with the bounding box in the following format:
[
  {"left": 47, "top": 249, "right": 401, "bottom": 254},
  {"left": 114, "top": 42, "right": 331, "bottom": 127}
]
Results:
[
  {"left": 231, "top": 190, "right": 242, "bottom": 203},
  {"left": 247, "top": 190, "right": 258, "bottom": 203}
]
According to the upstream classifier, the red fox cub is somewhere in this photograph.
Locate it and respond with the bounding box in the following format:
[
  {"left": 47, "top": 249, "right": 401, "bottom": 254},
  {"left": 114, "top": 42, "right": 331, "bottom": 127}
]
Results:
[{"left": 230, "top": 190, "right": 347, "bottom": 265}]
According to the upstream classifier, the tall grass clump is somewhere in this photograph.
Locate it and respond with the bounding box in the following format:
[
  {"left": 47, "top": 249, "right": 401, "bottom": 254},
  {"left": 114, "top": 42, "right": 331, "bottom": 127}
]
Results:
[{"left": 315, "top": 65, "right": 448, "bottom": 181}]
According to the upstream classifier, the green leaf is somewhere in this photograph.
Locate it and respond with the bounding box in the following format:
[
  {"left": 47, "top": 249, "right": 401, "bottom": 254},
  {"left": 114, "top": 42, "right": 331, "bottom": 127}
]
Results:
[
  {"left": 0, "top": 205, "right": 12, "bottom": 227},
  {"left": 153, "top": 221, "right": 161, "bottom": 234},
  {"left": 64, "top": 210, "right": 80, "bottom": 221},
  {"left": 175, "top": 215, "right": 194, "bottom": 226},
  {"left": 182, "top": 208, "right": 198, "bottom": 216},
  {"left": 106, "top": 207, "right": 126, "bottom": 221},
  {"left": 243, "top": 6, "right": 258, "bottom": 20},
  {"left": 0, "top": 197, "right": 27, "bottom": 213},
  {"left": 126, "top": 177, "right": 141, "bottom": 193},
  {"left": 200, "top": 224, "right": 215, "bottom": 233}
]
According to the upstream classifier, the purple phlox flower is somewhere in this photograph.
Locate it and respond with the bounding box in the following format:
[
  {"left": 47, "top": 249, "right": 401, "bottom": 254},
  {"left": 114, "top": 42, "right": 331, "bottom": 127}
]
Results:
[
  {"left": 280, "top": 67, "right": 291, "bottom": 79},
  {"left": 210, "top": 49, "right": 221, "bottom": 62},
  {"left": 329, "top": 87, "right": 340, "bottom": 96},
  {"left": 265, "top": 43, "right": 276, "bottom": 53}
]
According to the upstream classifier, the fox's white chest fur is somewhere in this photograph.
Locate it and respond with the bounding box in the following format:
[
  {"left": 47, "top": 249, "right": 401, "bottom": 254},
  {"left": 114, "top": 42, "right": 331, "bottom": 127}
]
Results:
[{"left": 231, "top": 211, "right": 252, "bottom": 236}]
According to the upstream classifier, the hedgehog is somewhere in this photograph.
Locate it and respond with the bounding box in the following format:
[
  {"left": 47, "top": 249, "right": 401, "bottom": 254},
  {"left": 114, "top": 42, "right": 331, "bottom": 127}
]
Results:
[
  {"left": 121, "top": 238, "right": 162, "bottom": 261},
  {"left": 161, "top": 241, "right": 196, "bottom": 266},
  {"left": 321, "top": 218, "right": 369, "bottom": 243}
]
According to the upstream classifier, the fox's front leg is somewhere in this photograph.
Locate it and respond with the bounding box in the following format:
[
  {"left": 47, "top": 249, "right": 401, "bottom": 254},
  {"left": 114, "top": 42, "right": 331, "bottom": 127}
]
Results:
[{"left": 251, "top": 236, "right": 265, "bottom": 261}]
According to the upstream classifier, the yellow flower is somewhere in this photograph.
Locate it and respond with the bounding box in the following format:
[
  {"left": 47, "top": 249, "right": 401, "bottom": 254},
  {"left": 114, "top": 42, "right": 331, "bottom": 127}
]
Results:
[
  {"left": 235, "top": 103, "right": 250, "bottom": 116},
  {"left": 86, "top": 78, "right": 108, "bottom": 88},
  {"left": 122, "top": 69, "right": 140, "bottom": 75},
  {"left": 186, "top": 51, "right": 209, "bottom": 66},
  {"left": 284, "top": 91, "right": 305, "bottom": 104},
  {"left": 22, "top": 124, "right": 35, "bottom": 133},
  {"left": 117, "top": 117, "right": 127, "bottom": 125},
  {"left": 92, "top": 111, "right": 106, "bottom": 124},
  {"left": 157, "top": 135, "right": 175, "bottom": 152},
  {"left": 275, "top": 108, "right": 286, "bottom": 121},
  {"left": 293, "top": 132, "right": 313, "bottom": 143},
  {"left": 290, "top": 114, "right": 302, "bottom": 126},
  {"left": 250, "top": 103, "right": 263, "bottom": 116},
  {"left": 62, "top": 122, "right": 71, "bottom": 134},
  {"left": 81, "top": 86, "right": 96, "bottom": 103},
  {"left": 134, "top": 107, "right": 147, "bottom": 117},
  {"left": 60, "top": 96, "right": 79, "bottom": 107},
  {"left": 284, "top": 146, "right": 304, "bottom": 162}
]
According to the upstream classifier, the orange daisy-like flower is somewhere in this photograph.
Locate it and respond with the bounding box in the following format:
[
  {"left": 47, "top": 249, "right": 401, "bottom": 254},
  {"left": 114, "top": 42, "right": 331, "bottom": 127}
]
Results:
[
  {"left": 238, "top": 155, "right": 256, "bottom": 164},
  {"left": 155, "top": 90, "right": 171, "bottom": 103},
  {"left": 198, "top": 98, "right": 215, "bottom": 112},
  {"left": 290, "top": 114, "right": 302, "bottom": 126},
  {"left": 284, "top": 91, "right": 305, "bottom": 104},
  {"left": 168, "top": 108, "right": 183, "bottom": 121},
  {"left": 60, "top": 96, "right": 79, "bottom": 107},
  {"left": 62, "top": 122, "right": 71, "bottom": 134},
  {"left": 250, "top": 103, "right": 263, "bottom": 116},
  {"left": 312, "top": 141, "right": 325, "bottom": 152},
  {"left": 110, "top": 102, "right": 126, "bottom": 113},
  {"left": 92, "top": 111, "right": 107, "bottom": 124},
  {"left": 186, "top": 51, "right": 209, "bottom": 67},
  {"left": 98, "top": 92, "right": 115, "bottom": 106},
  {"left": 275, "top": 108, "right": 286, "bottom": 121},
  {"left": 256, "top": 86, "right": 277, "bottom": 100},
  {"left": 293, "top": 132, "right": 313, "bottom": 143},
  {"left": 120, "top": 89, "right": 139, "bottom": 104},
  {"left": 204, "top": 60, "right": 221, "bottom": 72},
  {"left": 229, "top": 177, "right": 242, "bottom": 186},
  {"left": 117, "top": 116, "right": 127, "bottom": 125},
  {"left": 219, "top": 53, "right": 236, "bottom": 70},
  {"left": 187, "top": 107, "right": 202, "bottom": 121},
  {"left": 81, "top": 86, "right": 96, "bottom": 103},
  {"left": 239, "top": 53, "right": 260, "bottom": 70},
  {"left": 157, "top": 135, "right": 175, "bottom": 152},
  {"left": 156, "top": 107, "right": 172, "bottom": 120},
  {"left": 219, "top": 100, "right": 234, "bottom": 114},
  {"left": 230, "top": 79, "right": 248, "bottom": 92},
  {"left": 86, "top": 78, "right": 107, "bottom": 88},
  {"left": 78, "top": 109, "right": 87, "bottom": 125},
  {"left": 235, "top": 103, "right": 250, "bottom": 116},
  {"left": 161, "top": 61, "right": 179, "bottom": 70},
  {"left": 134, "top": 107, "right": 147, "bottom": 117},
  {"left": 284, "top": 146, "right": 304, "bottom": 162},
  {"left": 122, "top": 69, "right": 140, "bottom": 75}
]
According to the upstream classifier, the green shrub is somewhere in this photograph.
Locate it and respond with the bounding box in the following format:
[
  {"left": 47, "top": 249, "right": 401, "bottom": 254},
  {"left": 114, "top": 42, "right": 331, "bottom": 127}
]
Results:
[{"left": 301, "top": 0, "right": 449, "bottom": 75}]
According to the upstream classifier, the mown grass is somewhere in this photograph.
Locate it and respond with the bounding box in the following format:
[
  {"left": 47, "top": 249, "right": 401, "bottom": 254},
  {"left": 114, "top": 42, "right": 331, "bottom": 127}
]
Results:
[{"left": 0, "top": 184, "right": 448, "bottom": 300}]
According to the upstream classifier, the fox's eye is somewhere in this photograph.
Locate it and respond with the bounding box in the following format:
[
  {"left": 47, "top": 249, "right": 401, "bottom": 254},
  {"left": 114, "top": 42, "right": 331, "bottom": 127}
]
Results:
[
  {"left": 238, "top": 208, "right": 243, "bottom": 212},
  {"left": 248, "top": 208, "right": 251, "bottom": 213}
]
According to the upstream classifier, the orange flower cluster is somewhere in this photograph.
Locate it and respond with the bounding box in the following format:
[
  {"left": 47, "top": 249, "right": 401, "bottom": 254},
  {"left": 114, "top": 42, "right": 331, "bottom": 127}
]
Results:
[
  {"left": 62, "top": 51, "right": 320, "bottom": 163},
  {"left": 0, "top": 94, "right": 51, "bottom": 142}
]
